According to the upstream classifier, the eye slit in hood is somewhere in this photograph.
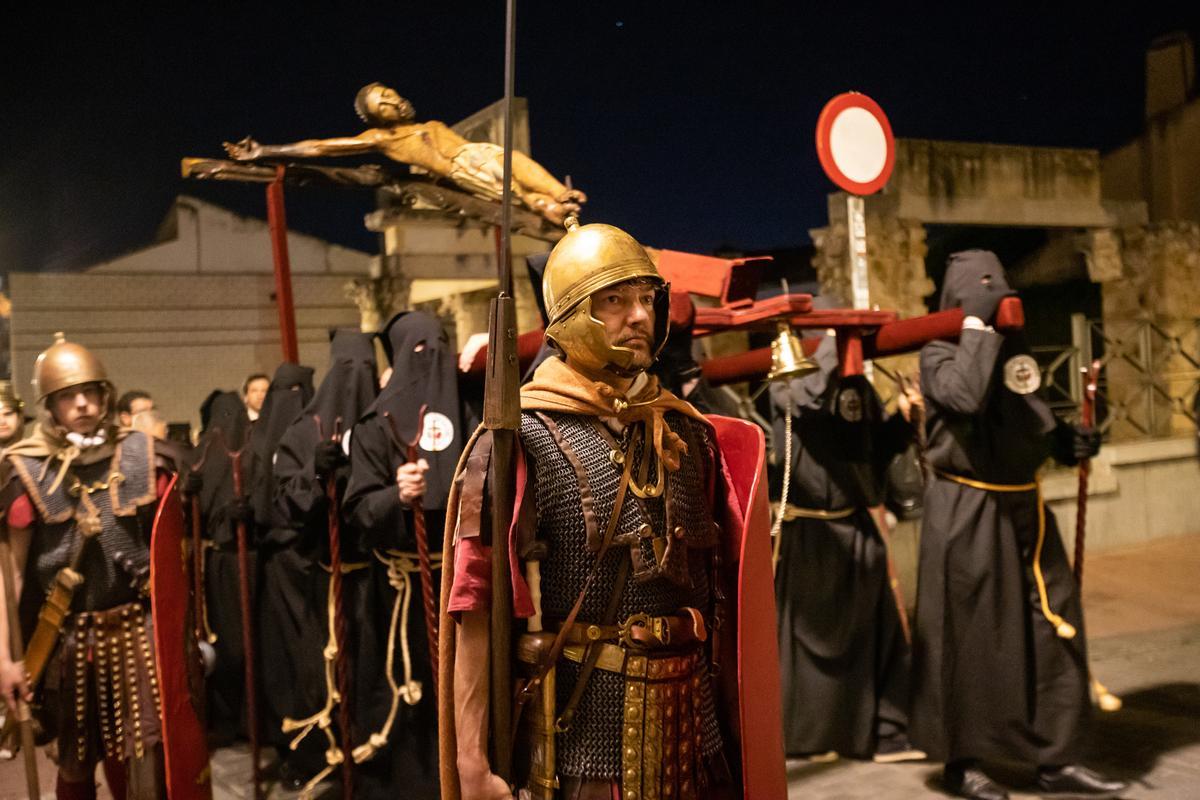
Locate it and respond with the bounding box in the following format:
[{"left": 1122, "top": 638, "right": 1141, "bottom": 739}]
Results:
[{"left": 939, "top": 249, "right": 1013, "bottom": 311}]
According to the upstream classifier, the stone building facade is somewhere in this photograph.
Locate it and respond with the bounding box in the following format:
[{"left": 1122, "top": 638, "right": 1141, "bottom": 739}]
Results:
[{"left": 7, "top": 196, "right": 370, "bottom": 431}]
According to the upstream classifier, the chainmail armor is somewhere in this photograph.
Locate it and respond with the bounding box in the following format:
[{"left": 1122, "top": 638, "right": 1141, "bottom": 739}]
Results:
[
  {"left": 521, "top": 410, "right": 724, "bottom": 781},
  {"left": 14, "top": 432, "right": 158, "bottom": 611}
]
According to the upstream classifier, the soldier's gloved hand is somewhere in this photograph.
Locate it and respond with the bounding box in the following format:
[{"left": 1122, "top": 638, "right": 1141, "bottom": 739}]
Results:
[
  {"left": 182, "top": 470, "right": 203, "bottom": 497},
  {"left": 313, "top": 440, "right": 346, "bottom": 477},
  {"left": 960, "top": 285, "right": 1005, "bottom": 324}
]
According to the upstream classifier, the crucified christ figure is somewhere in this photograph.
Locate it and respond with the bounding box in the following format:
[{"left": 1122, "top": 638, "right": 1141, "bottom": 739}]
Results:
[{"left": 224, "top": 82, "right": 587, "bottom": 226}]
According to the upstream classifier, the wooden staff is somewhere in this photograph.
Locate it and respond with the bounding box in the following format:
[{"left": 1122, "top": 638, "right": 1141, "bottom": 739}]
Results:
[
  {"left": 227, "top": 439, "right": 263, "bottom": 800},
  {"left": 315, "top": 415, "right": 354, "bottom": 799},
  {"left": 383, "top": 409, "right": 439, "bottom": 693},
  {"left": 1075, "top": 359, "right": 1121, "bottom": 712},
  {"left": 0, "top": 523, "right": 39, "bottom": 799},
  {"left": 1075, "top": 360, "right": 1100, "bottom": 584}
]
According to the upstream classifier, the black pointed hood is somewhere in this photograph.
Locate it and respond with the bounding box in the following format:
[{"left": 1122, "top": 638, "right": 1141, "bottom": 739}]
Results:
[
  {"left": 308, "top": 330, "right": 378, "bottom": 438},
  {"left": 361, "top": 310, "right": 461, "bottom": 509},
  {"left": 196, "top": 391, "right": 252, "bottom": 544},
  {"left": 939, "top": 249, "right": 1014, "bottom": 312},
  {"left": 248, "top": 362, "right": 315, "bottom": 527}
]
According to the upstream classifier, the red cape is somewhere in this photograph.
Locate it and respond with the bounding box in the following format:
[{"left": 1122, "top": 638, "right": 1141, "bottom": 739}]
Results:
[
  {"left": 151, "top": 475, "right": 212, "bottom": 799},
  {"left": 438, "top": 416, "right": 786, "bottom": 799}
]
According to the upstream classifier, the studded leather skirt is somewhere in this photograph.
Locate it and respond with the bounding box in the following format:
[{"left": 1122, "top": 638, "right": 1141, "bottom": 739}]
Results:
[{"left": 46, "top": 601, "right": 162, "bottom": 772}]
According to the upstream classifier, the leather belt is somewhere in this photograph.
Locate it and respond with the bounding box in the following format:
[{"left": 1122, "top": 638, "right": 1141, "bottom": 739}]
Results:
[
  {"left": 781, "top": 504, "right": 857, "bottom": 521},
  {"left": 561, "top": 642, "right": 701, "bottom": 679},
  {"left": 556, "top": 608, "right": 707, "bottom": 649}
]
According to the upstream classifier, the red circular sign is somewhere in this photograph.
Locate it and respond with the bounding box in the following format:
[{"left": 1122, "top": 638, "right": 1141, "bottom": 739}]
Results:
[{"left": 815, "top": 92, "right": 895, "bottom": 195}]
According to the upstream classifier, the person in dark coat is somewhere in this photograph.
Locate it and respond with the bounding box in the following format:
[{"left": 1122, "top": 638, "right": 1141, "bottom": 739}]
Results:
[
  {"left": 261, "top": 332, "right": 378, "bottom": 788},
  {"left": 771, "top": 330, "right": 924, "bottom": 762},
  {"left": 340, "top": 311, "right": 461, "bottom": 799},
  {"left": 239, "top": 363, "right": 317, "bottom": 781},
  {"left": 910, "top": 250, "right": 1127, "bottom": 800},
  {"left": 194, "top": 390, "right": 258, "bottom": 746}
]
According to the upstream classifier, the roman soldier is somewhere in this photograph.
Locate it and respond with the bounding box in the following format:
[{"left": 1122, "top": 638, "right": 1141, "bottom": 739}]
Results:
[
  {"left": 770, "top": 328, "right": 924, "bottom": 762},
  {"left": 439, "top": 222, "right": 785, "bottom": 799},
  {"left": 0, "top": 334, "right": 198, "bottom": 799},
  {"left": 0, "top": 381, "right": 26, "bottom": 448},
  {"left": 910, "top": 250, "right": 1128, "bottom": 800}
]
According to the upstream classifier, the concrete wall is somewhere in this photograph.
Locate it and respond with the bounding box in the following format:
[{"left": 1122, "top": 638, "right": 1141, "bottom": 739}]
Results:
[{"left": 8, "top": 196, "right": 369, "bottom": 432}]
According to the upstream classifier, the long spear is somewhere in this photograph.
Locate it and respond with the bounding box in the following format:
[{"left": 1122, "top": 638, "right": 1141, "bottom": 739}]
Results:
[
  {"left": 1075, "top": 359, "right": 1121, "bottom": 712},
  {"left": 227, "top": 439, "right": 264, "bottom": 799},
  {"left": 483, "top": 0, "right": 521, "bottom": 782},
  {"left": 0, "top": 524, "right": 39, "bottom": 799}
]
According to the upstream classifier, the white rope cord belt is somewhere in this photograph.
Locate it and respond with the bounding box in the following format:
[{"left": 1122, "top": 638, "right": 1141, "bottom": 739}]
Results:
[{"left": 282, "top": 549, "right": 441, "bottom": 799}]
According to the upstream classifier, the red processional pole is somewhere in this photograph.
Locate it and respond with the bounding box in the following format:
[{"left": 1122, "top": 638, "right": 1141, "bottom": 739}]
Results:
[{"left": 266, "top": 165, "right": 299, "bottom": 364}]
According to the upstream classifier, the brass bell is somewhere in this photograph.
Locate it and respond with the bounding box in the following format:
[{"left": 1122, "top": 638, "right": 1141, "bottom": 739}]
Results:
[{"left": 766, "top": 322, "right": 818, "bottom": 382}]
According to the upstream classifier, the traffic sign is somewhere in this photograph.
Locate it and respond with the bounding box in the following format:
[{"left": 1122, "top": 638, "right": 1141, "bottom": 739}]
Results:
[{"left": 816, "top": 92, "right": 895, "bottom": 195}]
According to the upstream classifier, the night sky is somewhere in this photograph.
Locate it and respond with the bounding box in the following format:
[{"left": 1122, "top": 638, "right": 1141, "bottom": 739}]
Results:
[{"left": 2, "top": 3, "right": 1196, "bottom": 274}]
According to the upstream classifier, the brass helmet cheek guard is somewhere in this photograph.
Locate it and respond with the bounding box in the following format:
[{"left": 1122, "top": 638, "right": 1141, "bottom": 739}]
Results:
[
  {"left": 545, "top": 284, "right": 671, "bottom": 378},
  {"left": 541, "top": 222, "right": 670, "bottom": 378}
]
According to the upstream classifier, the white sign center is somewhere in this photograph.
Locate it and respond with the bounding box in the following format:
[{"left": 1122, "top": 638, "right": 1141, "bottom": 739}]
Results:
[{"left": 829, "top": 106, "right": 888, "bottom": 184}]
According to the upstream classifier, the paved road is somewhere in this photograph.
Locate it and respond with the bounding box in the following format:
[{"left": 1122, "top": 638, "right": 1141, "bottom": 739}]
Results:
[
  {"left": 4, "top": 540, "right": 1198, "bottom": 799},
  {"left": 786, "top": 624, "right": 1200, "bottom": 799}
]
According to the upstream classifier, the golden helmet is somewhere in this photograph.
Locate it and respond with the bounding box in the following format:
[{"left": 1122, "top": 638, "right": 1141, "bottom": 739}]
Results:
[
  {"left": 543, "top": 223, "right": 669, "bottom": 377},
  {"left": 0, "top": 380, "right": 23, "bottom": 415},
  {"left": 32, "top": 332, "right": 109, "bottom": 401}
]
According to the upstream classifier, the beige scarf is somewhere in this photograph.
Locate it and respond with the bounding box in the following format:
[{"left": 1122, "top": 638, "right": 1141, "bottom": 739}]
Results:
[{"left": 520, "top": 356, "right": 710, "bottom": 473}]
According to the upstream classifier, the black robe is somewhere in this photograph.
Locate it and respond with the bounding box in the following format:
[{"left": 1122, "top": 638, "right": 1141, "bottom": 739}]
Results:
[
  {"left": 194, "top": 391, "right": 258, "bottom": 743},
  {"left": 244, "top": 363, "right": 317, "bottom": 761},
  {"left": 265, "top": 331, "right": 380, "bottom": 776},
  {"left": 910, "top": 250, "right": 1089, "bottom": 765},
  {"left": 770, "top": 337, "right": 914, "bottom": 757},
  {"left": 341, "top": 311, "right": 460, "bottom": 799}
]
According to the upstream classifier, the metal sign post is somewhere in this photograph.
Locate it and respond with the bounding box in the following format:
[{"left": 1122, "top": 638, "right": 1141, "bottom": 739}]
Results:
[{"left": 817, "top": 91, "right": 896, "bottom": 380}]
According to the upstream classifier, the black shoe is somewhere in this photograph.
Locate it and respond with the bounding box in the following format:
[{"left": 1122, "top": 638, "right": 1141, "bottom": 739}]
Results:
[
  {"left": 1036, "top": 765, "right": 1129, "bottom": 798},
  {"left": 944, "top": 763, "right": 1009, "bottom": 800}
]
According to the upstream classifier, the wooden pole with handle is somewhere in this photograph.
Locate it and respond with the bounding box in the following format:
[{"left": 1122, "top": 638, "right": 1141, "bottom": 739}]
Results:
[{"left": 0, "top": 522, "right": 40, "bottom": 799}]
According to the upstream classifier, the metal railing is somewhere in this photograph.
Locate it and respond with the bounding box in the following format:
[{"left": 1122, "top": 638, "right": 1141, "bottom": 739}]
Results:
[{"left": 1033, "top": 315, "right": 1200, "bottom": 439}]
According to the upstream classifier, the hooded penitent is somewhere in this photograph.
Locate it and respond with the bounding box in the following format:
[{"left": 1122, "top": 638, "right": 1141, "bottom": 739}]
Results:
[
  {"left": 340, "top": 311, "right": 461, "bottom": 799},
  {"left": 262, "top": 330, "right": 379, "bottom": 782},
  {"left": 355, "top": 311, "right": 461, "bottom": 517},
  {"left": 248, "top": 363, "right": 315, "bottom": 536},
  {"left": 769, "top": 332, "right": 916, "bottom": 758},
  {"left": 911, "top": 249, "right": 1090, "bottom": 765},
  {"left": 274, "top": 330, "right": 379, "bottom": 550},
  {"left": 193, "top": 390, "right": 255, "bottom": 743}
]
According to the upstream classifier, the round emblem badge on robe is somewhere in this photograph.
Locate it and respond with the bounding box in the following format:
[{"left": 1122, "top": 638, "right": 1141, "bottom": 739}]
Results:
[
  {"left": 1003, "top": 354, "right": 1041, "bottom": 395},
  {"left": 837, "top": 388, "right": 863, "bottom": 422},
  {"left": 419, "top": 411, "right": 455, "bottom": 452}
]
